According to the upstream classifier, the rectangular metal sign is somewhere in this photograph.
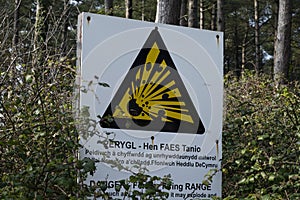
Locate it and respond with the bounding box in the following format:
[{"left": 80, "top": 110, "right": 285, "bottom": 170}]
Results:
[{"left": 77, "top": 12, "right": 223, "bottom": 199}]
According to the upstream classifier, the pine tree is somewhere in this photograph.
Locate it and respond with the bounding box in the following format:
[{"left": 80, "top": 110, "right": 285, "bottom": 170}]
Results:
[{"left": 274, "top": 0, "right": 292, "bottom": 85}]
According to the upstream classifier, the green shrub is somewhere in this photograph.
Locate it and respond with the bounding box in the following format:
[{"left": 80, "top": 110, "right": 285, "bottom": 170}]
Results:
[
  {"left": 223, "top": 71, "right": 300, "bottom": 199},
  {"left": 0, "top": 58, "right": 94, "bottom": 199},
  {"left": 2, "top": 61, "right": 299, "bottom": 200}
]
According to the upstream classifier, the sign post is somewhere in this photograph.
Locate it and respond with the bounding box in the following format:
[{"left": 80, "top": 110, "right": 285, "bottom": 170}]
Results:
[{"left": 77, "top": 12, "right": 223, "bottom": 199}]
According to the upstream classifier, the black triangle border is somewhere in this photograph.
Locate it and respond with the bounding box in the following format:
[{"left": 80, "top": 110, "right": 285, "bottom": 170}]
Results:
[{"left": 100, "top": 27, "right": 205, "bottom": 134}]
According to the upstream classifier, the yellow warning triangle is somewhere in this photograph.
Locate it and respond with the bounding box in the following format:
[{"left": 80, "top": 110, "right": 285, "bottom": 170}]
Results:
[{"left": 100, "top": 27, "right": 205, "bottom": 134}]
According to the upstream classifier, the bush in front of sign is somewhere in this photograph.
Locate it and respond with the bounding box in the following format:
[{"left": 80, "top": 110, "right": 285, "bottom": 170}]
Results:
[
  {"left": 0, "top": 57, "right": 100, "bottom": 199},
  {"left": 117, "top": 173, "right": 172, "bottom": 200}
]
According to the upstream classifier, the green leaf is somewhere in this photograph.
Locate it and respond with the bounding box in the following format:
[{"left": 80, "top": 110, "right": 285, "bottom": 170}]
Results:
[
  {"left": 268, "top": 175, "right": 275, "bottom": 182},
  {"left": 268, "top": 157, "right": 274, "bottom": 165}
]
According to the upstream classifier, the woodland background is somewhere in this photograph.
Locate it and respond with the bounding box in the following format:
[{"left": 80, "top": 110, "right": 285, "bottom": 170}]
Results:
[{"left": 0, "top": 0, "right": 299, "bottom": 199}]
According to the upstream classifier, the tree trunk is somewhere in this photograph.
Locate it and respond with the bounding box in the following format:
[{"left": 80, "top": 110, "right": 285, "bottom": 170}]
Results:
[
  {"left": 33, "top": 0, "right": 50, "bottom": 67},
  {"left": 273, "top": 1, "right": 279, "bottom": 41},
  {"left": 155, "top": 0, "right": 181, "bottom": 25},
  {"left": 241, "top": 39, "right": 245, "bottom": 76},
  {"left": 141, "top": 0, "right": 145, "bottom": 20},
  {"left": 180, "top": 0, "right": 188, "bottom": 26},
  {"left": 13, "top": 0, "right": 20, "bottom": 49},
  {"left": 210, "top": 2, "right": 216, "bottom": 30},
  {"left": 217, "top": 0, "right": 224, "bottom": 31},
  {"left": 33, "top": 0, "right": 42, "bottom": 54},
  {"left": 199, "top": 0, "right": 204, "bottom": 29},
  {"left": 254, "top": 0, "right": 261, "bottom": 73},
  {"left": 273, "top": 0, "right": 292, "bottom": 85},
  {"left": 234, "top": 23, "right": 241, "bottom": 77},
  {"left": 61, "top": 0, "right": 69, "bottom": 56},
  {"left": 105, "top": 0, "right": 114, "bottom": 15},
  {"left": 188, "top": 0, "right": 198, "bottom": 27},
  {"left": 125, "top": 0, "right": 132, "bottom": 19},
  {"left": 241, "top": 25, "right": 249, "bottom": 77}
]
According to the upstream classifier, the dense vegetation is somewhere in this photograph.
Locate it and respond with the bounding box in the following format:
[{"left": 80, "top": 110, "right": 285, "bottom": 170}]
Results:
[
  {"left": 223, "top": 72, "right": 300, "bottom": 199},
  {"left": 0, "top": 0, "right": 299, "bottom": 199}
]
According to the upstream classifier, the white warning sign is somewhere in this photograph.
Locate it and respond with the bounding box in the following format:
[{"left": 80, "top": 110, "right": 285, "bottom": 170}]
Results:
[{"left": 77, "top": 12, "right": 223, "bottom": 199}]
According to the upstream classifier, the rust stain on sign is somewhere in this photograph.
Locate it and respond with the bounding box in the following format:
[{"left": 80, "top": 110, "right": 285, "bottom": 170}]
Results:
[
  {"left": 87, "top": 16, "right": 91, "bottom": 25},
  {"left": 216, "top": 34, "right": 220, "bottom": 47}
]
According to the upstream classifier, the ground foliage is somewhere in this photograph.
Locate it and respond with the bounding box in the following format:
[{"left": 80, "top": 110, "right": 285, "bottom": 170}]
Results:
[
  {"left": 0, "top": 58, "right": 91, "bottom": 199},
  {"left": 1, "top": 65, "right": 299, "bottom": 199},
  {"left": 223, "top": 71, "right": 300, "bottom": 199}
]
